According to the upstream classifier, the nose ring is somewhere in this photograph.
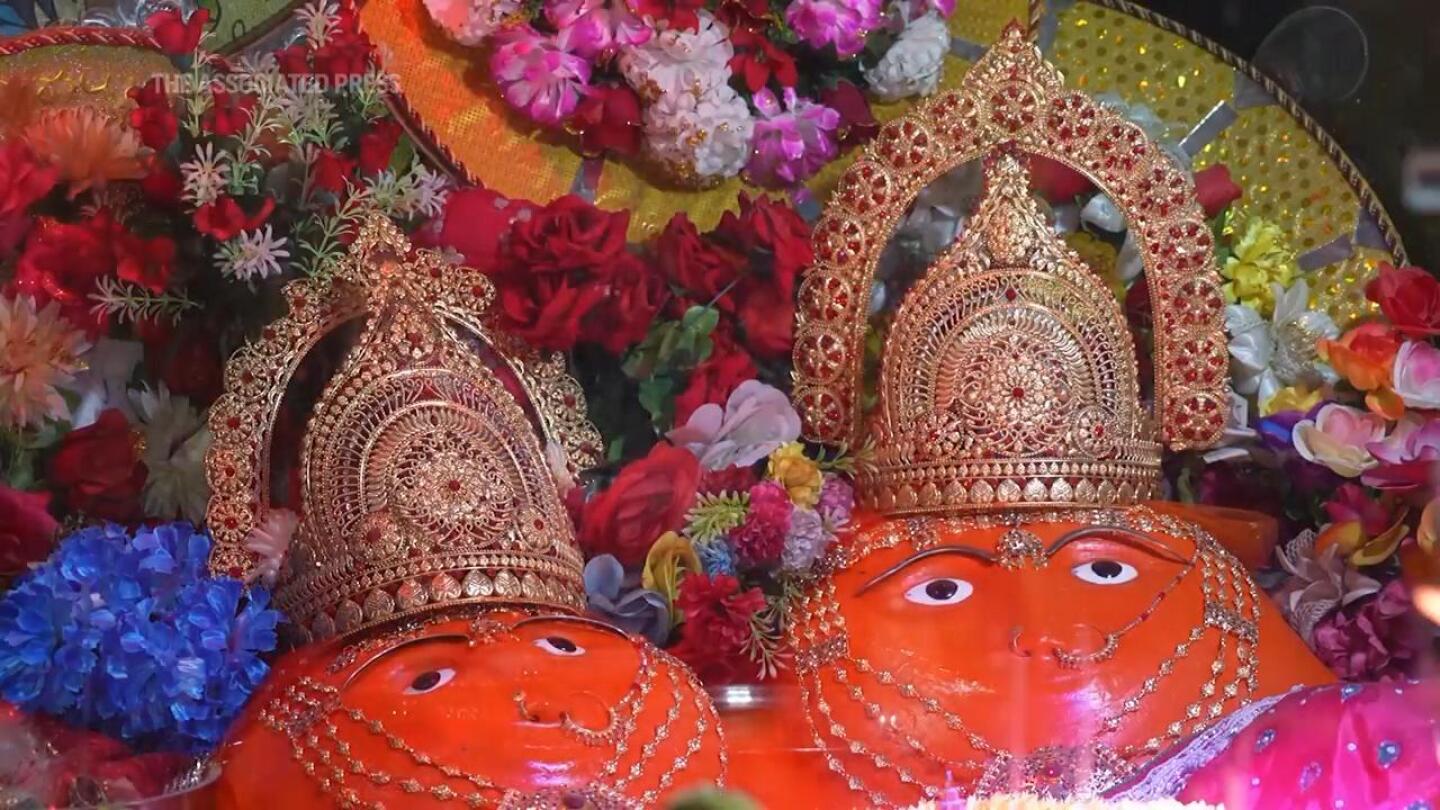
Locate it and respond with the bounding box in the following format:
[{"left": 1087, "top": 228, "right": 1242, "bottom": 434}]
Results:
[{"left": 1053, "top": 633, "right": 1120, "bottom": 669}]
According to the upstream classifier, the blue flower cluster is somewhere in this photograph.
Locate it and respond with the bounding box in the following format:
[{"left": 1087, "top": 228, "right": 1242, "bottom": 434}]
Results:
[{"left": 0, "top": 522, "right": 279, "bottom": 752}]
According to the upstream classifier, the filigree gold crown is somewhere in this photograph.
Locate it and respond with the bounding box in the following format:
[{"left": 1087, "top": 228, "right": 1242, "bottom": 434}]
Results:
[
  {"left": 792, "top": 26, "right": 1230, "bottom": 516},
  {"left": 206, "top": 216, "right": 602, "bottom": 642}
]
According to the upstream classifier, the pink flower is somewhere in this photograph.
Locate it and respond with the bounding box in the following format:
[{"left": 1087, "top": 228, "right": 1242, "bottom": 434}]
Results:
[
  {"left": 1292, "top": 403, "right": 1387, "bottom": 478},
  {"left": 244, "top": 507, "right": 298, "bottom": 586},
  {"left": 784, "top": 0, "right": 882, "bottom": 58},
  {"left": 547, "top": 0, "right": 651, "bottom": 60},
  {"left": 667, "top": 379, "right": 801, "bottom": 470},
  {"left": 1392, "top": 339, "right": 1440, "bottom": 411},
  {"left": 729, "top": 480, "right": 790, "bottom": 566},
  {"left": 743, "top": 88, "right": 841, "bottom": 188},
  {"left": 1312, "top": 580, "right": 1426, "bottom": 680},
  {"left": 1362, "top": 414, "right": 1440, "bottom": 493},
  {"left": 490, "top": 26, "right": 592, "bottom": 126}
]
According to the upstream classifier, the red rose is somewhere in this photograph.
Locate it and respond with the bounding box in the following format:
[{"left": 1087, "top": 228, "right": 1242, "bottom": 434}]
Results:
[
  {"left": 127, "top": 78, "right": 178, "bottom": 150},
  {"left": 627, "top": 0, "right": 705, "bottom": 30},
  {"left": 506, "top": 194, "right": 630, "bottom": 272},
  {"left": 311, "top": 5, "right": 371, "bottom": 80},
  {"left": 202, "top": 87, "right": 254, "bottom": 137},
  {"left": 114, "top": 232, "right": 177, "bottom": 293},
  {"left": 0, "top": 485, "right": 58, "bottom": 578},
  {"left": 712, "top": 193, "right": 812, "bottom": 298},
  {"left": 358, "top": 119, "right": 404, "bottom": 177},
  {"left": 145, "top": 7, "right": 208, "bottom": 55},
  {"left": 49, "top": 409, "right": 146, "bottom": 523},
  {"left": 819, "top": 80, "right": 878, "bottom": 148},
  {"left": 655, "top": 213, "right": 746, "bottom": 311},
  {"left": 674, "top": 333, "right": 757, "bottom": 424},
  {"left": 579, "top": 442, "right": 700, "bottom": 565},
  {"left": 0, "top": 141, "right": 58, "bottom": 219},
  {"left": 139, "top": 159, "right": 183, "bottom": 207},
  {"left": 735, "top": 279, "right": 793, "bottom": 361},
  {"left": 11, "top": 214, "right": 116, "bottom": 333},
  {"left": 729, "top": 28, "right": 798, "bottom": 93},
  {"left": 486, "top": 195, "right": 631, "bottom": 349},
  {"left": 309, "top": 148, "right": 356, "bottom": 194},
  {"left": 1366, "top": 264, "right": 1440, "bottom": 338},
  {"left": 1193, "top": 163, "right": 1242, "bottom": 218},
  {"left": 1029, "top": 154, "right": 1094, "bottom": 203},
  {"left": 671, "top": 573, "right": 767, "bottom": 683},
  {"left": 580, "top": 254, "right": 665, "bottom": 354},
  {"left": 573, "top": 84, "right": 642, "bottom": 158},
  {"left": 194, "top": 196, "right": 275, "bottom": 241},
  {"left": 416, "top": 187, "right": 536, "bottom": 269}
]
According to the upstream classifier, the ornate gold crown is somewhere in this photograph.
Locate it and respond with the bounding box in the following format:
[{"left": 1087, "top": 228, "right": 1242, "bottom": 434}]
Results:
[
  {"left": 206, "top": 216, "right": 602, "bottom": 642},
  {"left": 793, "top": 26, "right": 1230, "bottom": 516}
]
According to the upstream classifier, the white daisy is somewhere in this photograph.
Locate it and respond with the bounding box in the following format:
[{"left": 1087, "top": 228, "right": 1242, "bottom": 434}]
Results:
[
  {"left": 216, "top": 226, "right": 291, "bottom": 280},
  {"left": 131, "top": 385, "right": 212, "bottom": 523},
  {"left": 180, "top": 142, "right": 230, "bottom": 207}
]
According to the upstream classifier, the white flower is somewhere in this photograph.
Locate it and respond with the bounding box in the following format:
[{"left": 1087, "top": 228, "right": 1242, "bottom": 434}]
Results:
[
  {"left": 1225, "top": 279, "right": 1338, "bottom": 406},
  {"left": 667, "top": 380, "right": 802, "bottom": 470},
  {"left": 642, "top": 82, "right": 754, "bottom": 181},
  {"left": 1275, "top": 529, "right": 1381, "bottom": 644},
  {"left": 545, "top": 441, "right": 576, "bottom": 495},
  {"left": 245, "top": 507, "right": 300, "bottom": 586},
  {"left": 131, "top": 385, "right": 212, "bottom": 522},
  {"left": 422, "top": 0, "right": 521, "bottom": 46},
  {"left": 70, "top": 338, "right": 144, "bottom": 429},
  {"left": 0, "top": 296, "right": 89, "bottom": 431},
  {"left": 862, "top": 12, "right": 949, "bottom": 102},
  {"left": 1292, "top": 402, "right": 1385, "bottom": 478},
  {"left": 216, "top": 226, "right": 291, "bottom": 280},
  {"left": 1200, "top": 391, "right": 1260, "bottom": 464},
  {"left": 180, "top": 143, "right": 229, "bottom": 207},
  {"left": 619, "top": 11, "right": 731, "bottom": 102}
]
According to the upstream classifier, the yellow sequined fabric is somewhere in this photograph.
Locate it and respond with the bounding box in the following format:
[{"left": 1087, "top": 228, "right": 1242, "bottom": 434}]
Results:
[{"left": 0, "top": 34, "right": 176, "bottom": 123}]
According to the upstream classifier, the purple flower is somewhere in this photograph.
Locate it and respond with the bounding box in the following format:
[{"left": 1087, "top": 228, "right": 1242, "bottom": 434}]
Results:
[
  {"left": 546, "top": 0, "right": 652, "bottom": 61},
  {"left": 490, "top": 26, "right": 592, "bottom": 126},
  {"left": 743, "top": 88, "right": 842, "bottom": 188},
  {"left": 784, "top": 0, "right": 882, "bottom": 58},
  {"left": 817, "top": 475, "right": 854, "bottom": 533},
  {"left": 1312, "top": 580, "right": 1426, "bottom": 681}
]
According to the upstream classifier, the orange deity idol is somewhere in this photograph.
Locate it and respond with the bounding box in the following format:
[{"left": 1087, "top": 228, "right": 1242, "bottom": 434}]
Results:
[
  {"left": 206, "top": 217, "right": 725, "bottom": 808},
  {"left": 720, "top": 27, "right": 1334, "bottom": 808}
]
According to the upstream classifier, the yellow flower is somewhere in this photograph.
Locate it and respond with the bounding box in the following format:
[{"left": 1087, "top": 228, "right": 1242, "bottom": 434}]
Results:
[
  {"left": 1065, "top": 231, "right": 1124, "bottom": 301},
  {"left": 767, "top": 441, "right": 822, "bottom": 507},
  {"left": 1221, "top": 218, "right": 1298, "bottom": 317},
  {"left": 1260, "top": 384, "right": 1323, "bottom": 417},
  {"left": 642, "top": 532, "right": 701, "bottom": 625}
]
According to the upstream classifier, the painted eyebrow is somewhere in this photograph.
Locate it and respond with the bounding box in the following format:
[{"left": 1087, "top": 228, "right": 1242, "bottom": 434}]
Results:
[
  {"left": 513, "top": 614, "right": 630, "bottom": 638},
  {"left": 343, "top": 633, "right": 470, "bottom": 689},
  {"left": 1045, "top": 527, "right": 1193, "bottom": 565},
  {"left": 857, "top": 545, "right": 996, "bottom": 595}
]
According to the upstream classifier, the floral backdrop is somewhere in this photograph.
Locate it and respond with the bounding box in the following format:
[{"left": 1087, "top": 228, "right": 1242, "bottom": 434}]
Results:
[{"left": 0, "top": 1, "right": 1437, "bottom": 804}]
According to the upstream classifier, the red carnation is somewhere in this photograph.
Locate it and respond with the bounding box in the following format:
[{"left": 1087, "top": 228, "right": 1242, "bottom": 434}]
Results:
[
  {"left": 1366, "top": 264, "right": 1440, "bottom": 338},
  {"left": 1029, "top": 154, "right": 1094, "bottom": 203},
  {"left": 11, "top": 214, "right": 118, "bottom": 333},
  {"left": 194, "top": 196, "right": 276, "bottom": 241},
  {"left": 627, "top": 0, "right": 705, "bottom": 30},
  {"left": 579, "top": 442, "right": 701, "bottom": 566},
  {"left": 145, "top": 7, "right": 208, "bottom": 55},
  {"left": 655, "top": 213, "right": 746, "bottom": 311},
  {"left": 573, "top": 84, "right": 643, "bottom": 158},
  {"left": 729, "top": 28, "right": 798, "bottom": 93},
  {"left": 0, "top": 485, "right": 59, "bottom": 579},
  {"left": 820, "top": 80, "right": 879, "bottom": 148},
  {"left": 358, "top": 118, "right": 404, "bottom": 175},
  {"left": 114, "top": 231, "right": 177, "bottom": 293},
  {"left": 202, "top": 87, "right": 254, "bottom": 137},
  {"left": 0, "top": 141, "right": 58, "bottom": 219},
  {"left": 309, "top": 148, "right": 356, "bottom": 194},
  {"left": 674, "top": 333, "right": 757, "bottom": 425},
  {"left": 275, "top": 44, "right": 312, "bottom": 76},
  {"left": 310, "top": 4, "right": 371, "bottom": 79},
  {"left": 48, "top": 409, "right": 146, "bottom": 523},
  {"left": 127, "top": 78, "right": 179, "bottom": 150},
  {"left": 1193, "top": 163, "right": 1243, "bottom": 218},
  {"left": 672, "top": 573, "right": 767, "bottom": 683},
  {"left": 580, "top": 254, "right": 666, "bottom": 355},
  {"left": 139, "top": 158, "right": 183, "bottom": 207}
]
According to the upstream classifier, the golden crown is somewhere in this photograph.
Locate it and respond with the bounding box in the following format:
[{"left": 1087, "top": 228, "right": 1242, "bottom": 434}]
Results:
[
  {"left": 792, "top": 26, "right": 1230, "bottom": 516},
  {"left": 205, "top": 215, "right": 602, "bottom": 642}
]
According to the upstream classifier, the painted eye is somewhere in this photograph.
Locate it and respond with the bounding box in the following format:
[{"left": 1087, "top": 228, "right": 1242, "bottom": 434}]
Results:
[
  {"left": 1072, "top": 560, "right": 1138, "bottom": 585},
  {"left": 534, "top": 635, "right": 585, "bottom": 656},
  {"left": 403, "top": 667, "right": 456, "bottom": 695},
  {"left": 904, "top": 578, "right": 974, "bottom": 606}
]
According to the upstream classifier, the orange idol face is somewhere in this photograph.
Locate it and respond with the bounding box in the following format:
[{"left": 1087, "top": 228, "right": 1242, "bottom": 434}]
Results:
[
  {"left": 215, "top": 611, "right": 726, "bottom": 809},
  {"left": 723, "top": 507, "right": 1335, "bottom": 807}
]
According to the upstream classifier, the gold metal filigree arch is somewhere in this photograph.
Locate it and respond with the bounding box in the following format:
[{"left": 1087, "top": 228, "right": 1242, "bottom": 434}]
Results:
[{"left": 793, "top": 24, "right": 1229, "bottom": 453}]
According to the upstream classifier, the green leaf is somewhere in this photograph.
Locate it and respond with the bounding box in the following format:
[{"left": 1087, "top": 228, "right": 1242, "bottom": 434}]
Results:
[
  {"left": 638, "top": 375, "right": 676, "bottom": 429},
  {"left": 390, "top": 135, "right": 416, "bottom": 174}
]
